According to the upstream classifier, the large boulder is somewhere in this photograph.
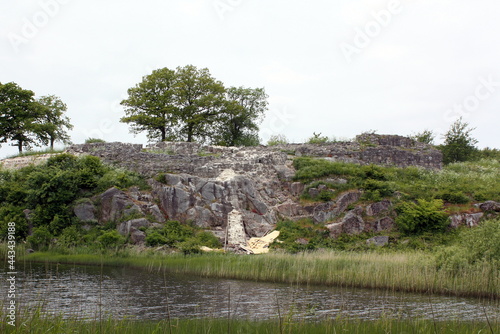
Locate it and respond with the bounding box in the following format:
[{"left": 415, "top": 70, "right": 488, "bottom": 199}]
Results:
[
  {"left": 366, "top": 200, "right": 392, "bottom": 216},
  {"left": 117, "top": 218, "right": 151, "bottom": 236},
  {"left": 449, "top": 213, "right": 484, "bottom": 228},
  {"left": 478, "top": 201, "right": 500, "bottom": 212},
  {"left": 340, "top": 210, "right": 365, "bottom": 235},
  {"left": 99, "top": 187, "right": 143, "bottom": 223},
  {"left": 73, "top": 200, "right": 97, "bottom": 222}
]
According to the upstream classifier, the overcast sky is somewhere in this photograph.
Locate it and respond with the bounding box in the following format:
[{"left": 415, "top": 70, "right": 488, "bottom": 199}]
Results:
[{"left": 1, "top": 0, "right": 499, "bottom": 158}]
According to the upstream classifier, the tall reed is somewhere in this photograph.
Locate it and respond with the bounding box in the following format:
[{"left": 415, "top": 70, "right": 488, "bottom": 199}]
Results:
[{"left": 21, "top": 249, "right": 500, "bottom": 299}]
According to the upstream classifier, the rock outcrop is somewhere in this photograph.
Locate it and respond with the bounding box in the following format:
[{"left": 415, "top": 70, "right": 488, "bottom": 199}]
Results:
[{"left": 59, "top": 135, "right": 445, "bottom": 246}]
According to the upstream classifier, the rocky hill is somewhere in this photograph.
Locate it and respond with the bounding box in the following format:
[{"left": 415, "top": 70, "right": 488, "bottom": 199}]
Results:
[{"left": 57, "top": 134, "right": 448, "bottom": 250}]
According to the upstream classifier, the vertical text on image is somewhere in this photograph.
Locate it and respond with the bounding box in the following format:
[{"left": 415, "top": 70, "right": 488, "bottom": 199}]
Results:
[{"left": 6, "top": 222, "right": 17, "bottom": 327}]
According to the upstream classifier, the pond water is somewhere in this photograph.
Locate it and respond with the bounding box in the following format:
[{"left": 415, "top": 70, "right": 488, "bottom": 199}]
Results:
[{"left": 1, "top": 261, "right": 499, "bottom": 322}]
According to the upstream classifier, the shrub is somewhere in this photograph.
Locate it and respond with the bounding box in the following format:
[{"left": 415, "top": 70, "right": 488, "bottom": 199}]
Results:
[
  {"left": 362, "top": 179, "right": 393, "bottom": 197},
  {"left": 395, "top": 199, "right": 449, "bottom": 235},
  {"left": 267, "top": 134, "right": 288, "bottom": 146},
  {"left": 177, "top": 239, "right": 202, "bottom": 255},
  {"left": 307, "top": 132, "right": 329, "bottom": 144},
  {"left": 195, "top": 231, "right": 221, "bottom": 248},
  {"left": 27, "top": 226, "right": 53, "bottom": 250},
  {"left": 85, "top": 138, "right": 106, "bottom": 144},
  {"left": 58, "top": 226, "right": 83, "bottom": 248},
  {"left": 97, "top": 230, "right": 125, "bottom": 249},
  {"left": 435, "top": 191, "right": 470, "bottom": 204},
  {"left": 146, "top": 231, "right": 168, "bottom": 246}
]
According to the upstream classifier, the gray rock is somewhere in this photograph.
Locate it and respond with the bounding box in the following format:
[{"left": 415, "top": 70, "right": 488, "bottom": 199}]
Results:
[
  {"left": 290, "top": 182, "right": 305, "bottom": 196},
  {"left": 276, "top": 202, "right": 304, "bottom": 217},
  {"left": 274, "top": 165, "right": 295, "bottom": 181},
  {"left": 366, "top": 236, "right": 389, "bottom": 247},
  {"left": 312, "top": 202, "right": 335, "bottom": 223},
  {"left": 479, "top": 201, "right": 500, "bottom": 212},
  {"left": 341, "top": 211, "right": 365, "bottom": 234},
  {"left": 449, "top": 213, "right": 483, "bottom": 228},
  {"left": 100, "top": 187, "right": 143, "bottom": 223},
  {"left": 130, "top": 229, "right": 146, "bottom": 245},
  {"left": 308, "top": 188, "right": 320, "bottom": 198},
  {"left": 326, "top": 222, "right": 343, "bottom": 238},
  {"left": 373, "top": 217, "right": 395, "bottom": 232},
  {"left": 335, "top": 191, "right": 362, "bottom": 213},
  {"left": 366, "top": 200, "right": 392, "bottom": 216},
  {"left": 74, "top": 201, "right": 97, "bottom": 222},
  {"left": 118, "top": 218, "right": 150, "bottom": 236}
]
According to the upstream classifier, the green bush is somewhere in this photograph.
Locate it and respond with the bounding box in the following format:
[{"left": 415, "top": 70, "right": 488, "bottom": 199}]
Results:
[
  {"left": 395, "top": 199, "right": 449, "bottom": 235},
  {"left": 97, "top": 230, "right": 125, "bottom": 249},
  {"left": 195, "top": 231, "right": 221, "bottom": 248},
  {"left": 85, "top": 138, "right": 106, "bottom": 143},
  {"left": 267, "top": 134, "right": 288, "bottom": 146},
  {"left": 307, "top": 132, "right": 329, "bottom": 144},
  {"left": 435, "top": 191, "right": 470, "bottom": 204},
  {"left": 271, "top": 219, "right": 329, "bottom": 253},
  {"left": 145, "top": 231, "right": 168, "bottom": 246},
  {"left": 58, "top": 226, "right": 83, "bottom": 248},
  {"left": 177, "top": 239, "right": 202, "bottom": 255},
  {"left": 27, "top": 226, "right": 53, "bottom": 250}
]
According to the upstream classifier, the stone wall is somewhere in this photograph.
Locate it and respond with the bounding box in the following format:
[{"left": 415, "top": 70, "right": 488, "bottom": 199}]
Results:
[{"left": 64, "top": 134, "right": 442, "bottom": 177}]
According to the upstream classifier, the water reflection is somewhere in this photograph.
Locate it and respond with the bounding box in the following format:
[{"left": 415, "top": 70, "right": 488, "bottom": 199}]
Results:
[{"left": 1, "top": 261, "right": 499, "bottom": 322}]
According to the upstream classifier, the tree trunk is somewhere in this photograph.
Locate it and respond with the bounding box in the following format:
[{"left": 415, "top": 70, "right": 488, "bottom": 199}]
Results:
[
  {"left": 160, "top": 127, "right": 166, "bottom": 141},
  {"left": 187, "top": 124, "right": 193, "bottom": 142},
  {"left": 50, "top": 137, "right": 55, "bottom": 150},
  {"left": 17, "top": 140, "right": 23, "bottom": 153}
]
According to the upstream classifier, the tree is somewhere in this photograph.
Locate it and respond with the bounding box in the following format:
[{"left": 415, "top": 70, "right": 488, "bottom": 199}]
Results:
[
  {"left": 172, "top": 65, "right": 226, "bottom": 143},
  {"left": 120, "top": 65, "right": 268, "bottom": 145},
  {"left": 37, "top": 95, "right": 73, "bottom": 149},
  {"left": 121, "top": 68, "right": 179, "bottom": 142},
  {"left": 0, "top": 82, "right": 42, "bottom": 152},
  {"left": 441, "top": 118, "right": 478, "bottom": 164},
  {"left": 215, "top": 87, "right": 267, "bottom": 146}
]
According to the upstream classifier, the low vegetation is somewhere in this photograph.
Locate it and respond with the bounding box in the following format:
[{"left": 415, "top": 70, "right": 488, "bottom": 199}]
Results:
[{"left": 1, "top": 310, "right": 498, "bottom": 334}]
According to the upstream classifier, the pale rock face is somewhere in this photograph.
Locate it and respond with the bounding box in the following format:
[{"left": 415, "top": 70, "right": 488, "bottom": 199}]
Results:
[{"left": 227, "top": 210, "right": 246, "bottom": 245}]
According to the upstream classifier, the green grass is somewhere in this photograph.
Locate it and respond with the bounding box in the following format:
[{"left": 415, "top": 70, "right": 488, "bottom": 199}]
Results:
[
  {"left": 0, "top": 312, "right": 498, "bottom": 334},
  {"left": 293, "top": 157, "right": 500, "bottom": 203},
  {"left": 4, "top": 148, "right": 65, "bottom": 159},
  {"left": 17, "top": 248, "right": 500, "bottom": 299}
]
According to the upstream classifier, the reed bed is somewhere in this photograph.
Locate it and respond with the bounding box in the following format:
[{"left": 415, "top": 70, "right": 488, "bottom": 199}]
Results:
[
  {"left": 21, "top": 249, "right": 500, "bottom": 299},
  {"left": 1, "top": 307, "right": 498, "bottom": 334}
]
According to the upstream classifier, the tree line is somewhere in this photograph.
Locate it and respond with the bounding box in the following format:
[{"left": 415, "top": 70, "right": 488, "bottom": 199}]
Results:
[
  {"left": 1, "top": 65, "right": 497, "bottom": 165},
  {"left": 120, "top": 65, "right": 268, "bottom": 146},
  {"left": 0, "top": 83, "right": 72, "bottom": 153}
]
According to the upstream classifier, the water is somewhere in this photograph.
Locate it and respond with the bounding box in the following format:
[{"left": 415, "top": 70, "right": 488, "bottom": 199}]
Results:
[{"left": 1, "top": 261, "right": 499, "bottom": 322}]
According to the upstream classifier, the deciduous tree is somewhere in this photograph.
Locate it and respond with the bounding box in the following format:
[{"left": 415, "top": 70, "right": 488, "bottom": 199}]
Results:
[
  {"left": 37, "top": 95, "right": 73, "bottom": 149},
  {"left": 0, "top": 82, "right": 41, "bottom": 152},
  {"left": 441, "top": 118, "right": 478, "bottom": 164}
]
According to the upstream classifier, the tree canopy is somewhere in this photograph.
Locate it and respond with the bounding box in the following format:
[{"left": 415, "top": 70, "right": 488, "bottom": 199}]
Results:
[
  {"left": 441, "top": 117, "right": 478, "bottom": 164},
  {"left": 0, "top": 82, "right": 73, "bottom": 152},
  {"left": 120, "top": 65, "right": 268, "bottom": 145}
]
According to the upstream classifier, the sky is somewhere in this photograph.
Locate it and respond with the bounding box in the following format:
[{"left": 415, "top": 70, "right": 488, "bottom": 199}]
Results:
[{"left": 1, "top": 0, "right": 499, "bottom": 158}]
